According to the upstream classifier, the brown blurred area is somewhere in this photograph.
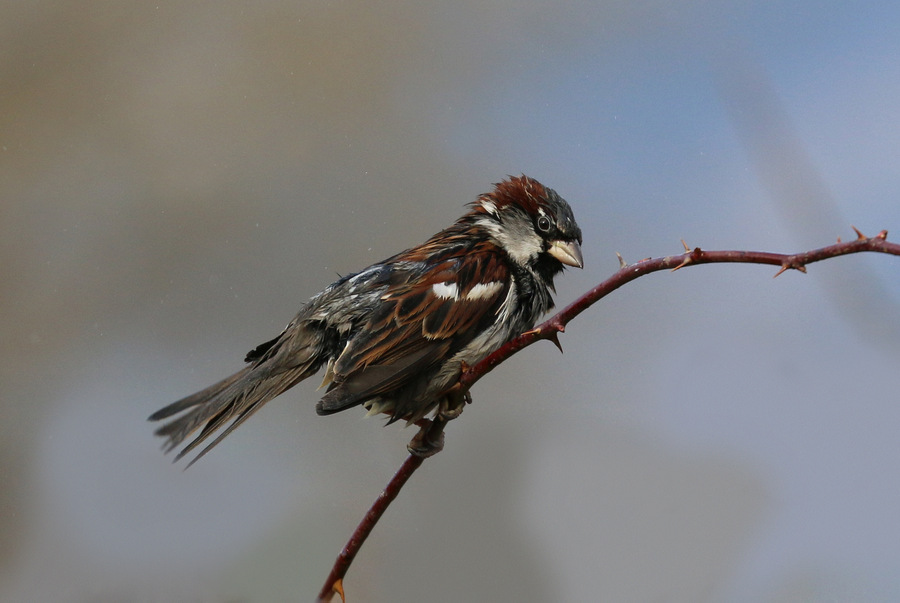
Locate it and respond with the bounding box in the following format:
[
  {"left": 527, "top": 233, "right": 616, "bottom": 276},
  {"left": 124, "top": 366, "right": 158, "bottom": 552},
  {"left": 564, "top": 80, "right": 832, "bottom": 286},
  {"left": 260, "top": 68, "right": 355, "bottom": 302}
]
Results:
[
  {"left": 2, "top": 4, "right": 601, "bottom": 600},
  {"left": 4, "top": 2, "right": 900, "bottom": 602},
  {"left": 0, "top": 1, "right": 474, "bottom": 594}
]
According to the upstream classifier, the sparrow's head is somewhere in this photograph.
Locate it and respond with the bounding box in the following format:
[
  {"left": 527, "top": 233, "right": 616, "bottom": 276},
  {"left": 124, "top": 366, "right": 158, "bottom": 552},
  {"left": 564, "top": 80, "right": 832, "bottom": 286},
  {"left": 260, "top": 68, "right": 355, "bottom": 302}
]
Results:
[{"left": 472, "top": 175, "right": 583, "bottom": 275}]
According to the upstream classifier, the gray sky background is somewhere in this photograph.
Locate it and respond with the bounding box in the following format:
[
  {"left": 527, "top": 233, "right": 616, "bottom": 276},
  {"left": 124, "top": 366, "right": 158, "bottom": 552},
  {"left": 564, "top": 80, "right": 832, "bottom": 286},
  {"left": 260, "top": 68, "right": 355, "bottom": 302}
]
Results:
[{"left": 3, "top": 2, "right": 900, "bottom": 601}]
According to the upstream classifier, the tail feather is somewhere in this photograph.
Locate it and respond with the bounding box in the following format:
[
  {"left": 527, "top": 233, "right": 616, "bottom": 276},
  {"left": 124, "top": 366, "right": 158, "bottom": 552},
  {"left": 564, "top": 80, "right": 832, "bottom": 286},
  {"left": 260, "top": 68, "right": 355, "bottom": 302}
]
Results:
[
  {"left": 149, "top": 321, "right": 333, "bottom": 465},
  {"left": 149, "top": 367, "right": 252, "bottom": 423},
  {"left": 150, "top": 361, "right": 320, "bottom": 465},
  {"left": 176, "top": 397, "right": 269, "bottom": 467}
]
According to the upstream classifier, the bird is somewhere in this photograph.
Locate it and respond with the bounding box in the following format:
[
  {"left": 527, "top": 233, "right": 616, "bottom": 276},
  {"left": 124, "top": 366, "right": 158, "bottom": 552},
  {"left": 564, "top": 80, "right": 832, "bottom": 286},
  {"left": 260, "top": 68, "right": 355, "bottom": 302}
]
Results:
[{"left": 149, "top": 175, "right": 583, "bottom": 466}]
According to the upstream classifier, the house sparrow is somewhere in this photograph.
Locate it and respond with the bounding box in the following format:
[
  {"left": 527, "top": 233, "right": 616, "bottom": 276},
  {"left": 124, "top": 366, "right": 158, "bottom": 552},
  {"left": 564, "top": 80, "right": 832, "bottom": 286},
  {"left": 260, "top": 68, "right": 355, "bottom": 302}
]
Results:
[{"left": 149, "top": 175, "right": 583, "bottom": 465}]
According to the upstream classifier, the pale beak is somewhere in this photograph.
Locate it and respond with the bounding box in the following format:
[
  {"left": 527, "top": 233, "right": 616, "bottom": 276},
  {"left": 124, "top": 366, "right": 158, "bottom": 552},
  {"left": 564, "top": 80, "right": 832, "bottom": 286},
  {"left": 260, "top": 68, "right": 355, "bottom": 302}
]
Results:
[{"left": 548, "top": 239, "right": 584, "bottom": 268}]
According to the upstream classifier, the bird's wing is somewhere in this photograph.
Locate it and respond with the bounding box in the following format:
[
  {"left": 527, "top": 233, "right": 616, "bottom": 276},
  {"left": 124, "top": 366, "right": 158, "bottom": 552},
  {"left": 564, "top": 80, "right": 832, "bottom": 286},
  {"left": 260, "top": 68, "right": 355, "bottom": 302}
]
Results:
[{"left": 316, "top": 244, "right": 510, "bottom": 417}]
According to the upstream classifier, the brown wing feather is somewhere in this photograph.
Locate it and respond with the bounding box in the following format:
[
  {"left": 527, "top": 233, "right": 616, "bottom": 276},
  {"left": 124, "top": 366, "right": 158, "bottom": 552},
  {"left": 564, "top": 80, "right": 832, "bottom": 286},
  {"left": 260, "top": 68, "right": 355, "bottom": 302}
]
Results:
[{"left": 316, "top": 246, "right": 510, "bottom": 415}]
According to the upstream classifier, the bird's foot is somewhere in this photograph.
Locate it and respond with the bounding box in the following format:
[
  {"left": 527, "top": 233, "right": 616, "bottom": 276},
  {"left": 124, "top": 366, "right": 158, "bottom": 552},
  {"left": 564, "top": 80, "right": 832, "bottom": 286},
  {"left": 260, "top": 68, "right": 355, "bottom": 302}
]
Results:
[
  {"left": 437, "top": 385, "right": 471, "bottom": 421},
  {"left": 407, "top": 419, "right": 445, "bottom": 457},
  {"left": 406, "top": 389, "right": 471, "bottom": 457}
]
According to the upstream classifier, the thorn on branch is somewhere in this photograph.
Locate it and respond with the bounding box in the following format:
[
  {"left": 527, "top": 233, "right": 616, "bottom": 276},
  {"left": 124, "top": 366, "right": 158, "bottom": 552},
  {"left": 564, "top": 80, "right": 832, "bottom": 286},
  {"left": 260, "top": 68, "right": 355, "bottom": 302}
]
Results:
[
  {"left": 548, "top": 331, "right": 564, "bottom": 353},
  {"left": 852, "top": 225, "right": 866, "bottom": 240},
  {"left": 616, "top": 252, "right": 627, "bottom": 268},
  {"left": 671, "top": 246, "right": 701, "bottom": 272},
  {"left": 773, "top": 263, "right": 807, "bottom": 278},
  {"left": 523, "top": 321, "right": 566, "bottom": 352},
  {"left": 332, "top": 578, "right": 345, "bottom": 603}
]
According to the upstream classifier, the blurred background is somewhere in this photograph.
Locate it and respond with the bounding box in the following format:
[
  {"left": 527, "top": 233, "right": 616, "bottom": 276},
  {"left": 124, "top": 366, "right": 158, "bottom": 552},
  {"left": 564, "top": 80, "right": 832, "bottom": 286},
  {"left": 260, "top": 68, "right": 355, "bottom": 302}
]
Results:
[{"left": 3, "top": 2, "right": 900, "bottom": 601}]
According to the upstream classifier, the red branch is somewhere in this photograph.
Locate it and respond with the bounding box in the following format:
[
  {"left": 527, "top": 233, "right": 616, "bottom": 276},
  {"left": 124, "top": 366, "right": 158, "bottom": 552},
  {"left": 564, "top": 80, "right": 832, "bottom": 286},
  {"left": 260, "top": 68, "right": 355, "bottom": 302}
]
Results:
[
  {"left": 316, "top": 229, "right": 898, "bottom": 602},
  {"left": 461, "top": 228, "right": 897, "bottom": 390},
  {"left": 316, "top": 454, "right": 425, "bottom": 602}
]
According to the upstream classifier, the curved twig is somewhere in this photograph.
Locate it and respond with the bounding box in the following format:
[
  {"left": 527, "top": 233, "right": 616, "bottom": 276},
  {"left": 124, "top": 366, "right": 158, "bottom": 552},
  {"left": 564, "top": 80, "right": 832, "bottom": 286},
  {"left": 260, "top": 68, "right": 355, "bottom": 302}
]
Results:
[
  {"left": 316, "top": 228, "right": 898, "bottom": 601},
  {"left": 461, "top": 228, "right": 896, "bottom": 388}
]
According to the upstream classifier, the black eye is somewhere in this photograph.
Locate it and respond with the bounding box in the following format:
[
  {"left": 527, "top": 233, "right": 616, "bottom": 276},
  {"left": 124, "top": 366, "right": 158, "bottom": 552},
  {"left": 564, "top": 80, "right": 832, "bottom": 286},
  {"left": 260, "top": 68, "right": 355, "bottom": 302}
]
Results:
[{"left": 537, "top": 215, "right": 551, "bottom": 232}]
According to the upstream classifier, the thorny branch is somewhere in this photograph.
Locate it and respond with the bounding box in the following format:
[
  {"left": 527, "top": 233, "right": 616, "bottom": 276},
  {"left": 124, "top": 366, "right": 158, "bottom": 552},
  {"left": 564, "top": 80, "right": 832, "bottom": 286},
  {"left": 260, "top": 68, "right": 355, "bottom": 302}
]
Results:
[{"left": 317, "top": 228, "right": 899, "bottom": 602}]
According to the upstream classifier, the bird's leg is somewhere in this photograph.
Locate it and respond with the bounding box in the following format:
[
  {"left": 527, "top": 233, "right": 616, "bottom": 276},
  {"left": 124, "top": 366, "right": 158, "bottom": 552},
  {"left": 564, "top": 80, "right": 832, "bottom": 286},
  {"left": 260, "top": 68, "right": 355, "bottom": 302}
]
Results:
[
  {"left": 407, "top": 416, "right": 445, "bottom": 457},
  {"left": 436, "top": 361, "right": 473, "bottom": 421},
  {"left": 437, "top": 383, "right": 471, "bottom": 420},
  {"left": 406, "top": 386, "right": 472, "bottom": 457}
]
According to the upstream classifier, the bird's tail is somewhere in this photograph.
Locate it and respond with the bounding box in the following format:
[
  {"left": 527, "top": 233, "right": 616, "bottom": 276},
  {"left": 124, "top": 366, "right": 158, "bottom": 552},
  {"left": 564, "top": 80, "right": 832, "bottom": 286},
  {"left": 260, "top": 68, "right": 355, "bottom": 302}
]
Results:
[{"left": 149, "top": 355, "right": 320, "bottom": 467}]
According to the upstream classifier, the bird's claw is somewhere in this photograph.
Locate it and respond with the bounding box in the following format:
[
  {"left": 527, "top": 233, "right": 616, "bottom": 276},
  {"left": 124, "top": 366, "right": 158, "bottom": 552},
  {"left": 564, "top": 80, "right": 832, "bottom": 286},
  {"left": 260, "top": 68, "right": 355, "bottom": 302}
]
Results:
[{"left": 407, "top": 420, "right": 445, "bottom": 457}]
